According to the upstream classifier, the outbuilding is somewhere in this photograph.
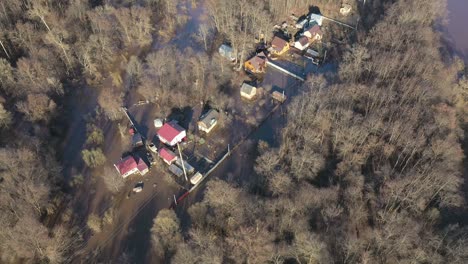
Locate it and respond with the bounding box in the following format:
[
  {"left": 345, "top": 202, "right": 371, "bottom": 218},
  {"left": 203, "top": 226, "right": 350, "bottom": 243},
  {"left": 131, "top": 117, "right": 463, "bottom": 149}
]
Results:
[
  {"left": 157, "top": 121, "right": 186, "bottom": 146},
  {"left": 198, "top": 109, "right": 219, "bottom": 133},
  {"left": 218, "top": 44, "right": 236, "bottom": 61},
  {"left": 240, "top": 82, "right": 257, "bottom": 100},
  {"left": 159, "top": 147, "right": 178, "bottom": 165}
]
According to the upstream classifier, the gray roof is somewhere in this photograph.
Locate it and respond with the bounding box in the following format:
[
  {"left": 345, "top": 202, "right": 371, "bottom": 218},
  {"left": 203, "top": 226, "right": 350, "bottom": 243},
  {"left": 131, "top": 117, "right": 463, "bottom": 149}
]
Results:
[
  {"left": 241, "top": 83, "right": 256, "bottom": 95},
  {"left": 219, "top": 44, "right": 234, "bottom": 60},
  {"left": 199, "top": 109, "right": 219, "bottom": 128}
]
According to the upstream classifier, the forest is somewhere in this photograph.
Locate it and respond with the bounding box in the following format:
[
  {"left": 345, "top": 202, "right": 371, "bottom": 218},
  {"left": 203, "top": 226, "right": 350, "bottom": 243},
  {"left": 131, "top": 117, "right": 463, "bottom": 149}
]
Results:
[{"left": 0, "top": 0, "right": 467, "bottom": 263}]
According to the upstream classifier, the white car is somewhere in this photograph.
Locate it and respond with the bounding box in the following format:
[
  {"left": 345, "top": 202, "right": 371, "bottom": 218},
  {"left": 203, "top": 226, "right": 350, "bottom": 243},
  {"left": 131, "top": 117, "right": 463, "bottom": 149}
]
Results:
[
  {"left": 148, "top": 143, "right": 157, "bottom": 153},
  {"left": 133, "top": 181, "right": 144, "bottom": 193}
]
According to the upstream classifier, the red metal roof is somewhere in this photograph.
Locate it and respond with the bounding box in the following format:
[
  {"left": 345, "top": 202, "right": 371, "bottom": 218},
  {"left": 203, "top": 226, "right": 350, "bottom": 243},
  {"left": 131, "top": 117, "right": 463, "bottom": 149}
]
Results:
[
  {"left": 157, "top": 122, "right": 185, "bottom": 143},
  {"left": 115, "top": 156, "right": 138, "bottom": 175},
  {"left": 136, "top": 158, "right": 148, "bottom": 172},
  {"left": 159, "top": 148, "right": 177, "bottom": 162}
]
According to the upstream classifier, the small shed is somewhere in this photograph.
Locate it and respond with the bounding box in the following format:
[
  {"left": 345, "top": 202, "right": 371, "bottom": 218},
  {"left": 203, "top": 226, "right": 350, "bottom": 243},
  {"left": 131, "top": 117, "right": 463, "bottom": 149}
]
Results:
[
  {"left": 272, "top": 91, "right": 287, "bottom": 103},
  {"left": 294, "top": 36, "right": 310, "bottom": 50},
  {"left": 218, "top": 44, "right": 236, "bottom": 61},
  {"left": 169, "top": 164, "right": 184, "bottom": 177},
  {"left": 159, "top": 147, "right": 177, "bottom": 165},
  {"left": 175, "top": 159, "right": 195, "bottom": 174},
  {"left": 305, "top": 48, "right": 320, "bottom": 58},
  {"left": 198, "top": 109, "right": 219, "bottom": 134},
  {"left": 244, "top": 52, "right": 267, "bottom": 73},
  {"left": 240, "top": 83, "right": 257, "bottom": 100}
]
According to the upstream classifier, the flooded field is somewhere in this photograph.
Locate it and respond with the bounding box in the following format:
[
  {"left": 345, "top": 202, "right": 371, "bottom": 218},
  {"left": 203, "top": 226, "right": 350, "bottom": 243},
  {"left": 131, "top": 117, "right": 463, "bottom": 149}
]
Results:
[{"left": 446, "top": 0, "right": 468, "bottom": 61}]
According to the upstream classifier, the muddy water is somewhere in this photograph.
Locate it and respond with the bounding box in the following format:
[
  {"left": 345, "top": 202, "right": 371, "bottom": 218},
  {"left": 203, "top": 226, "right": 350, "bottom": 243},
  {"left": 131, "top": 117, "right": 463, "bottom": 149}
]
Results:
[{"left": 446, "top": 0, "right": 468, "bottom": 61}]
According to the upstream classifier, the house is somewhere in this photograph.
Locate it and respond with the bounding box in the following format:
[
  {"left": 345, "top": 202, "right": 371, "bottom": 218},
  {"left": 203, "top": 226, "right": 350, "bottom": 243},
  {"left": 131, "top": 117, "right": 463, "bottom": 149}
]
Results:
[
  {"left": 270, "top": 36, "right": 290, "bottom": 55},
  {"left": 244, "top": 52, "right": 267, "bottom": 73},
  {"left": 340, "top": 4, "right": 352, "bottom": 15},
  {"left": 218, "top": 44, "right": 236, "bottom": 61},
  {"left": 157, "top": 121, "right": 186, "bottom": 146},
  {"left": 198, "top": 109, "right": 219, "bottom": 133},
  {"left": 304, "top": 25, "right": 323, "bottom": 41},
  {"left": 294, "top": 36, "right": 310, "bottom": 50},
  {"left": 159, "top": 147, "right": 177, "bottom": 165},
  {"left": 114, "top": 156, "right": 148, "bottom": 178},
  {"left": 309, "top": 13, "right": 323, "bottom": 26},
  {"left": 240, "top": 82, "right": 257, "bottom": 100}
]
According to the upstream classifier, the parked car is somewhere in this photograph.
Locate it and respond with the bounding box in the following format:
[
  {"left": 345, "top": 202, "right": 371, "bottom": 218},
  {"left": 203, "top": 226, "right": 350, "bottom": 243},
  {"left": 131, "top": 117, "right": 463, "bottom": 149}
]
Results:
[
  {"left": 133, "top": 181, "right": 144, "bottom": 193},
  {"left": 148, "top": 143, "right": 157, "bottom": 153}
]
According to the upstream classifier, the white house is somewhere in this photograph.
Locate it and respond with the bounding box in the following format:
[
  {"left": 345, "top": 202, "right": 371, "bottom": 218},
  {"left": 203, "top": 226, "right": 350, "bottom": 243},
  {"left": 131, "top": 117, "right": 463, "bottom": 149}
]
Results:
[
  {"left": 240, "top": 82, "right": 257, "bottom": 100},
  {"left": 157, "top": 121, "right": 186, "bottom": 146},
  {"left": 294, "top": 36, "right": 310, "bottom": 50}
]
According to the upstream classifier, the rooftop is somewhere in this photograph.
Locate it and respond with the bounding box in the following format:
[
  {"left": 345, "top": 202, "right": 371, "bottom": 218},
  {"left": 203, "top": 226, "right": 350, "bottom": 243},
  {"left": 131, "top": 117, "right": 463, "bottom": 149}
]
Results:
[
  {"left": 157, "top": 122, "right": 185, "bottom": 143},
  {"left": 271, "top": 36, "right": 289, "bottom": 52},
  {"left": 241, "top": 83, "right": 256, "bottom": 95},
  {"left": 199, "top": 109, "right": 220, "bottom": 128},
  {"left": 159, "top": 147, "right": 177, "bottom": 162},
  {"left": 115, "top": 156, "right": 138, "bottom": 175}
]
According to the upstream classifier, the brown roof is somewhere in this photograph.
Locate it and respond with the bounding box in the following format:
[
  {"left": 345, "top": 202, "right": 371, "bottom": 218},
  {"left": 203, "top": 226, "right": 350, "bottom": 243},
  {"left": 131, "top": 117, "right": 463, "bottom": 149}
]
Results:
[
  {"left": 298, "top": 36, "right": 309, "bottom": 46},
  {"left": 271, "top": 36, "right": 288, "bottom": 52},
  {"left": 306, "top": 25, "right": 323, "bottom": 37},
  {"left": 246, "top": 52, "right": 267, "bottom": 70}
]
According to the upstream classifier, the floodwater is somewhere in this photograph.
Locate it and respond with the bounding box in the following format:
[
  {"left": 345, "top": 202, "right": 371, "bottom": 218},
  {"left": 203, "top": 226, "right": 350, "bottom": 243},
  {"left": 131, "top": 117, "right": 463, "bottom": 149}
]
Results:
[{"left": 446, "top": 0, "right": 468, "bottom": 61}]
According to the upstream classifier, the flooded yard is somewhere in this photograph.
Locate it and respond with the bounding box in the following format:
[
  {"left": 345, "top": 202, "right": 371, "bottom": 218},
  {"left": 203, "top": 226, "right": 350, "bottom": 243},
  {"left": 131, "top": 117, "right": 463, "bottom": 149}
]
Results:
[{"left": 446, "top": 0, "right": 468, "bottom": 61}]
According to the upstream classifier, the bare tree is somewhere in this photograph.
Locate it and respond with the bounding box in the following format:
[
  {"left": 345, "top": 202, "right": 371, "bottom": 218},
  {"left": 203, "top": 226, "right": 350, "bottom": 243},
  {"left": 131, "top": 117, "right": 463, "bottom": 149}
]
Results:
[{"left": 102, "top": 166, "right": 125, "bottom": 193}]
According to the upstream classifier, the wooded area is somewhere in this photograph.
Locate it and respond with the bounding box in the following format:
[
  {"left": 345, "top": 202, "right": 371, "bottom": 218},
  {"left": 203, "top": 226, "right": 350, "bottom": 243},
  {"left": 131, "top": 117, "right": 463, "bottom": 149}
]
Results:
[
  {"left": 150, "top": 0, "right": 468, "bottom": 263},
  {"left": 0, "top": 0, "right": 467, "bottom": 263}
]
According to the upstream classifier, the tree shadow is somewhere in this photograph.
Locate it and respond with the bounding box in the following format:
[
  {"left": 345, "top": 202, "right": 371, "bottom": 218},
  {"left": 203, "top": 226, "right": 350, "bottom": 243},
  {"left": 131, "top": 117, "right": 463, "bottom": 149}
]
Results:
[{"left": 167, "top": 106, "right": 193, "bottom": 129}]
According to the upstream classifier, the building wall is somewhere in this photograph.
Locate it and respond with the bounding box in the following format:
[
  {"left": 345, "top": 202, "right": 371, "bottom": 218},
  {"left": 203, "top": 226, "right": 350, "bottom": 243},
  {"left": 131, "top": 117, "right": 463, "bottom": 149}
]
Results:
[
  {"left": 169, "top": 130, "right": 187, "bottom": 146},
  {"left": 122, "top": 168, "right": 139, "bottom": 178},
  {"left": 198, "top": 121, "right": 216, "bottom": 133}
]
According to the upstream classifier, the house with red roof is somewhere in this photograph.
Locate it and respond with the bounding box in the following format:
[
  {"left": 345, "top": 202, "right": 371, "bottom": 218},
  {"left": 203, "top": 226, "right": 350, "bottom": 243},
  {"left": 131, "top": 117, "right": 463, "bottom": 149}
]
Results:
[
  {"left": 114, "top": 156, "right": 149, "bottom": 178},
  {"left": 159, "top": 147, "right": 178, "bottom": 165},
  {"left": 157, "top": 121, "right": 186, "bottom": 146}
]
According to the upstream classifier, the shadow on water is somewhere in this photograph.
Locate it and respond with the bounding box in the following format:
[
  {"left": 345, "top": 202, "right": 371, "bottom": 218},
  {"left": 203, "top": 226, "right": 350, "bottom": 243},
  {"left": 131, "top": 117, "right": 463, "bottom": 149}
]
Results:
[{"left": 443, "top": 0, "right": 468, "bottom": 62}]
